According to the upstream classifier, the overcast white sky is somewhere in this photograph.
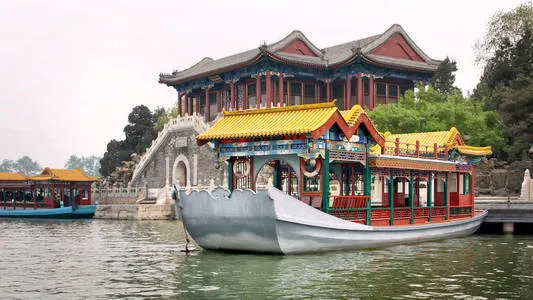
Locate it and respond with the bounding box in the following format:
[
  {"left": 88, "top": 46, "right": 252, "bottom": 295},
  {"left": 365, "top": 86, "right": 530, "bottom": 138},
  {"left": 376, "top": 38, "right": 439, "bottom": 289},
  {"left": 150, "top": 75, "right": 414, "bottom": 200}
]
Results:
[{"left": 0, "top": 0, "right": 526, "bottom": 168}]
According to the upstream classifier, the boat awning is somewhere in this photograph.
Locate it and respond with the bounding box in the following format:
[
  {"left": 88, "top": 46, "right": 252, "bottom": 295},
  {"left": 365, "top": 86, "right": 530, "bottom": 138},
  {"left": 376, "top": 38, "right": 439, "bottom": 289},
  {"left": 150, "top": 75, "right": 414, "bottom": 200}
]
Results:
[
  {"left": 0, "top": 172, "right": 27, "bottom": 181},
  {"left": 370, "top": 127, "right": 464, "bottom": 156},
  {"left": 197, "top": 101, "right": 351, "bottom": 145},
  {"left": 455, "top": 145, "right": 492, "bottom": 157},
  {"left": 29, "top": 168, "right": 98, "bottom": 182}
]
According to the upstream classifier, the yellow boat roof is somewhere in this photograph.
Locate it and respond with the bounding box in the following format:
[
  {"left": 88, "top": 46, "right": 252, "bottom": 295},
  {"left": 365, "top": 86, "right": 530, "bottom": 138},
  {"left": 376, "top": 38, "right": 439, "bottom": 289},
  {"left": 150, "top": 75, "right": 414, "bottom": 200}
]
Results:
[{"left": 29, "top": 168, "right": 99, "bottom": 182}]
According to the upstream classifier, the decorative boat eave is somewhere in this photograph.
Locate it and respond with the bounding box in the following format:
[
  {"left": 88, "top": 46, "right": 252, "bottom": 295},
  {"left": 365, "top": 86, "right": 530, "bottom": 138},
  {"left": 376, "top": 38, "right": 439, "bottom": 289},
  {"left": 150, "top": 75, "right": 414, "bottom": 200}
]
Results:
[{"left": 368, "top": 154, "right": 468, "bottom": 172}]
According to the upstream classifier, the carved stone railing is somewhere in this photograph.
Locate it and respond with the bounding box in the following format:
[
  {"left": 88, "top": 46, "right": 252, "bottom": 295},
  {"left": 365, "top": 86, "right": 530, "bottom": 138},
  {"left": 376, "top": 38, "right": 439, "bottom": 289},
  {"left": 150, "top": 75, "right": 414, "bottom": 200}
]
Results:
[
  {"left": 93, "top": 187, "right": 144, "bottom": 205},
  {"left": 129, "top": 113, "right": 211, "bottom": 185}
]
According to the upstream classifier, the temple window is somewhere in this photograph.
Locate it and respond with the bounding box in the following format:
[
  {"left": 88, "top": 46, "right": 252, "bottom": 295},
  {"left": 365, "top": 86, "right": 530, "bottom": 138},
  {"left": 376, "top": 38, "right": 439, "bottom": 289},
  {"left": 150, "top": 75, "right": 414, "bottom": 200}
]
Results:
[
  {"left": 388, "top": 84, "right": 398, "bottom": 104},
  {"left": 209, "top": 92, "right": 217, "bottom": 121},
  {"left": 376, "top": 83, "right": 387, "bottom": 106},
  {"left": 304, "top": 83, "right": 315, "bottom": 104},
  {"left": 199, "top": 94, "right": 206, "bottom": 115},
  {"left": 290, "top": 82, "right": 301, "bottom": 106},
  {"left": 247, "top": 83, "right": 257, "bottom": 109},
  {"left": 332, "top": 83, "right": 344, "bottom": 109}
]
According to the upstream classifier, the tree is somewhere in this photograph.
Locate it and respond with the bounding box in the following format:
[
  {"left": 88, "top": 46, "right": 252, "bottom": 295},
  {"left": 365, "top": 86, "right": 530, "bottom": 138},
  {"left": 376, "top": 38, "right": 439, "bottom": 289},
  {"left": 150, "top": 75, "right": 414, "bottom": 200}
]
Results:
[
  {"left": 64, "top": 155, "right": 102, "bottom": 177},
  {"left": 474, "top": 3, "right": 533, "bottom": 161},
  {"left": 0, "top": 159, "right": 17, "bottom": 173},
  {"left": 99, "top": 105, "right": 160, "bottom": 177},
  {"left": 16, "top": 156, "right": 41, "bottom": 176},
  {"left": 123, "top": 105, "right": 156, "bottom": 155},
  {"left": 430, "top": 57, "right": 458, "bottom": 94},
  {"left": 0, "top": 156, "right": 41, "bottom": 175},
  {"left": 368, "top": 85, "right": 505, "bottom": 155}
]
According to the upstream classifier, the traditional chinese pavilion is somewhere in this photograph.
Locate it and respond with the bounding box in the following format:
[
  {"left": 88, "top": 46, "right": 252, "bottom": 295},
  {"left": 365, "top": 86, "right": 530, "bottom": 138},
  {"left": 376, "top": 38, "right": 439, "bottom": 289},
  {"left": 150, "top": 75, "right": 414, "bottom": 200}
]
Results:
[
  {"left": 196, "top": 101, "right": 492, "bottom": 226},
  {"left": 0, "top": 168, "right": 98, "bottom": 210},
  {"left": 160, "top": 24, "right": 441, "bottom": 122}
]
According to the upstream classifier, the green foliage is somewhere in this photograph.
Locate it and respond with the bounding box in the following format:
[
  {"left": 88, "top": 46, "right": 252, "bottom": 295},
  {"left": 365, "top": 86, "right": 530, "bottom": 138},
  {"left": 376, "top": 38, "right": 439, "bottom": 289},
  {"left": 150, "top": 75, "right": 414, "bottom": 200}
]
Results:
[
  {"left": 64, "top": 155, "right": 102, "bottom": 177},
  {"left": 368, "top": 86, "right": 505, "bottom": 155},
  {"left": 474, "top": 2, "right": 533, "bottom": 161},
  {"left": 430, "top": 57, "right": 458, "bottom": 94},
  {"left": 0, "top": 156, "right": 41, "bottom": 176},
  {"left": 153, "top": 104, "right": 179, "bottom": 132},
  {"left": 100, "top": 105, "right": 159, "bottom": 177}
]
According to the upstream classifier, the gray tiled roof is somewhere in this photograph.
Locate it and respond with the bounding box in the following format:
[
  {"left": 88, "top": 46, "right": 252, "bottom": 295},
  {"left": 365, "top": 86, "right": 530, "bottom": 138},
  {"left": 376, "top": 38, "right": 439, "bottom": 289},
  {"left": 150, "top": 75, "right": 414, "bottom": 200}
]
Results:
[{"left": 160, "top": 24, "right": 440, "bottom": 85}]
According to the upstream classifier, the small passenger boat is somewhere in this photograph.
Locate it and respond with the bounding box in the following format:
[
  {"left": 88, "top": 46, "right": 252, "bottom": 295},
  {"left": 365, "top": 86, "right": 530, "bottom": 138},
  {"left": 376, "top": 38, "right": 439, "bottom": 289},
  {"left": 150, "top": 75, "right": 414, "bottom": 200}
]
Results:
[
  {"left": 176, "top": 102, "right": 492, "bottom": 254},
  {"left": 0, "top": 168, "right": 98, "bottom": 219}
]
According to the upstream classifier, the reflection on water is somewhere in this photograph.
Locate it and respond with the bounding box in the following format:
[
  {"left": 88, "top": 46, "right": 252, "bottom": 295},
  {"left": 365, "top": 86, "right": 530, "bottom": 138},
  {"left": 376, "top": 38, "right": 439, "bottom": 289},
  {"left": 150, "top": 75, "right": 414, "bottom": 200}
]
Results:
[{"left": 0, "top": 219, "right": 532, "bottom": 299}]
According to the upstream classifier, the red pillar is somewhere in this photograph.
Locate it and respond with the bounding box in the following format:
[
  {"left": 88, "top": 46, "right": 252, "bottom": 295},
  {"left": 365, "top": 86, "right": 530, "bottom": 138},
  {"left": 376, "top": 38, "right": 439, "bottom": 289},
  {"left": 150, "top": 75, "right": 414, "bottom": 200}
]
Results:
[
  {"left": 326, "top": 80, "right": 331, "bottom": 102},
  {"left": 216, "top": 90, "right": 222, "bottom": 114},
  {"left": 266, "top": 71, "right": 272, "bottom": 108},
  {"left": 346, "top": 75, "right": 351, "bottom": 109},
  {"left": 300, "top": 82, "right": 304, "bottom": 105},
  {"left": 369, "top": 76, "right": 374, "bottom": 110},
  {"left": 315, "top": 83, "right": 319, "bottom": 103},
  {"left": 287, "top": 79, "right": 291, "bottom": 105},
  {"left": 177, "top": 92, "right": 182, "bottom": 117},
  {"left": 184, "top": 93, "right": 189, "bottom": 115},
  {"left": 230, "top": 82, "right": 236, "bottom": 110},
  {"left": 205, "top": 87, "right": 210, "bottom": 122},
  {"left": 385, "top": 83, "right": 389, "bottom": 104},
  {"left": 278, "top": 74, "right": 284, "bottom": 107},
  {"left": 256, "top": 74, "right": 261, "bottom": 109},
  {"left": 397, "top": 85, "right": 400, "bottom": 101},
  {"left": 357, "top": 73, "right": 363, "bottom": 106}
]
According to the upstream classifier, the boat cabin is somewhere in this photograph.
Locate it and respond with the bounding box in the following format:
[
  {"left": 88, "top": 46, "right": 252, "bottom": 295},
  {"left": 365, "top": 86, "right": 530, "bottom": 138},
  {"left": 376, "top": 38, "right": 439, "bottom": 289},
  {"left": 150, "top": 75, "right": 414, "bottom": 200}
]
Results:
[
  {"left": 197, "top": 101, "right": 491, "bottom": 226},
  {"left": 0, "top": 168, "right": 98, "bottom": 210}
]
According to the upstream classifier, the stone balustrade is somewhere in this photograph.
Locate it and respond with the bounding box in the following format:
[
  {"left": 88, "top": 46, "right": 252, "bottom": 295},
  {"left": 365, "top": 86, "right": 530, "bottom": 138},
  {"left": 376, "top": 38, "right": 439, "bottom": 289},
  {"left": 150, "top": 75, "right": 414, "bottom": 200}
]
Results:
[{"left": 129, "top": 113, "right": 210, "bottom": 186}]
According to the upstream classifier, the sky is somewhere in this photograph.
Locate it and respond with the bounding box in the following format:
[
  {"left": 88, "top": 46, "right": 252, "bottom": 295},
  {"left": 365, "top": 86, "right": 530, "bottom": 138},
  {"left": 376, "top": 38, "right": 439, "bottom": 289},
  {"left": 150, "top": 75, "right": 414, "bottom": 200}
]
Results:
[{"left": 0, "top": 0, "right": 527, "bottom": 168}]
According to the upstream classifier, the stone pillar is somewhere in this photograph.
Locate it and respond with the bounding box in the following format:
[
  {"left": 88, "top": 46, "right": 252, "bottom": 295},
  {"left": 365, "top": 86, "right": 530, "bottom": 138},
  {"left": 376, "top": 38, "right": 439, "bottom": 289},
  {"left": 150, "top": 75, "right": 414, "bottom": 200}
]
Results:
[
  {"left": 165, "top": 156, "right": 170, "bottom": 187},
  {"left": 193, "top": 154, "right": 198, "bottom": 186},
  {"left": 520, "top": 169, "right": 531, "bottom": 201},
  {"left": 503, "top": 222, "right": 514, "bottom": 234}
]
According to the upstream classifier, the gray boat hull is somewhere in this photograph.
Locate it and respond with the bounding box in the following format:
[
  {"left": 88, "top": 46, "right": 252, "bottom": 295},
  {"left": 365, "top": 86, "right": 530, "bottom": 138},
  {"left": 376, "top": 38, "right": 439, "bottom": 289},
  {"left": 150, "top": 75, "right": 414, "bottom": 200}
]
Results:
[{"left": 178, "top": 187, "right": 487, "bottom": 254}]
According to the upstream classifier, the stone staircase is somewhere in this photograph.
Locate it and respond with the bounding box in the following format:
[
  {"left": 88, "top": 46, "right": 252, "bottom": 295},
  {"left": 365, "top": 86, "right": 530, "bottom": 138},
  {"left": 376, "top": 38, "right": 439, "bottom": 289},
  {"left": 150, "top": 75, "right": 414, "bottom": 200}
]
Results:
[{"left": 129, "top": 113, "right": 211, "bottom": 186}]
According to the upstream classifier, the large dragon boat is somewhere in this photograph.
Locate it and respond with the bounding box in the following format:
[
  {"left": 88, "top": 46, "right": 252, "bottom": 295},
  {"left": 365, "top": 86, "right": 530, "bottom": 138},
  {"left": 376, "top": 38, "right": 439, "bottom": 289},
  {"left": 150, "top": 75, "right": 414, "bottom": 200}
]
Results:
[{"left": 176, "top": 101, "right": 492, "bottom": 254}]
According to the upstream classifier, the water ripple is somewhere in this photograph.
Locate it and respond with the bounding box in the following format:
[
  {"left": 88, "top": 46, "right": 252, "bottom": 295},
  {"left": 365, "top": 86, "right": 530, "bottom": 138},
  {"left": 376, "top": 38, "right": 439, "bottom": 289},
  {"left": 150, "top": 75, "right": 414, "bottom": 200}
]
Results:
[{"left": 1, "top": 220, "right": 533, "bottom": 298}]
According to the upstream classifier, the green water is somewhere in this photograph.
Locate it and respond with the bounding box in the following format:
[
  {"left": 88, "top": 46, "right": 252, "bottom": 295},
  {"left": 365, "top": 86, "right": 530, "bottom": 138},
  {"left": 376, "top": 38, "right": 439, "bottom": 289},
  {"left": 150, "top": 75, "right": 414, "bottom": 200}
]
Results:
[{"left": 0, "top": 219, "right": 532, "bottom": 299}]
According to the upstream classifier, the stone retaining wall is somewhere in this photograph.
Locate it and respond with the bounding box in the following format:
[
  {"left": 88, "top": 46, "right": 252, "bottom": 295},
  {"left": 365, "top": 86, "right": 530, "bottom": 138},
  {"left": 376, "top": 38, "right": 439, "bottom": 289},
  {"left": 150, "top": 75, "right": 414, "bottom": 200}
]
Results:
[
  {"left": 475, "top": 159, "right": 533, "bottom": 197},
  {"left": 95, "top": 204, "right": 175, "bottom": 220}
]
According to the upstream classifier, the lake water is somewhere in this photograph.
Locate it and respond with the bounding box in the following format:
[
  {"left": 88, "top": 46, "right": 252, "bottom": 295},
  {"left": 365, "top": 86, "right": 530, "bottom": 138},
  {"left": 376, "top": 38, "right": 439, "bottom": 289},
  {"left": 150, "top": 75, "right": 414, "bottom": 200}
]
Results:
[{"left": 1, "top": 219, "right": 532, "bottom": 299}]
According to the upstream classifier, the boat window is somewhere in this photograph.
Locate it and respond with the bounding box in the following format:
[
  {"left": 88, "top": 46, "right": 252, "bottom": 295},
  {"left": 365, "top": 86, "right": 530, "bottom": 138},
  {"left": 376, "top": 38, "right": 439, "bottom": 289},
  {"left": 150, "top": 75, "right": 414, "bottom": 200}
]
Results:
[
  {"left": 44, "top": 187, "right": 52, "bottom": 199},
  {"left": 436, "top": 179, "right": 444, "bottom": 193},
  {"left": 462, "top": 174, "right": 471, "bottom": 195},
  {"left": 82, "top": 189, "right": 89, "bottom": 200},
  {"left": 449, "top": 173, "right": 457, "bottom": 193}
]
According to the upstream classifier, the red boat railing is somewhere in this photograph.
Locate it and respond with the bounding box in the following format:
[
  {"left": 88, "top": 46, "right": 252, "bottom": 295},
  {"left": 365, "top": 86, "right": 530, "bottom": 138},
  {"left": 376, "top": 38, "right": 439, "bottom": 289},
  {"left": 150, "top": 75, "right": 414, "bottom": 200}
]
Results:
[{"left": 328, "top": 195, "right": 474, "bottom": 226}]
